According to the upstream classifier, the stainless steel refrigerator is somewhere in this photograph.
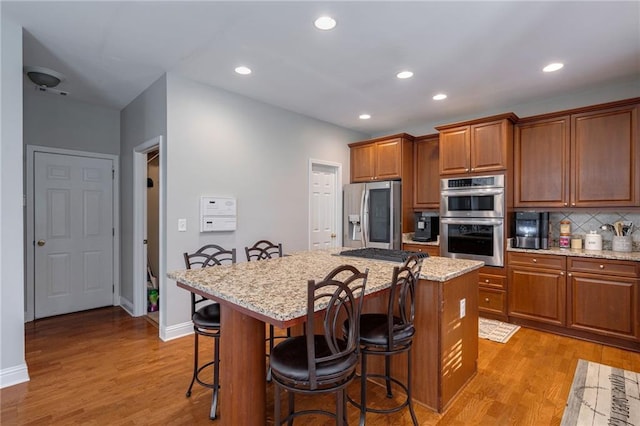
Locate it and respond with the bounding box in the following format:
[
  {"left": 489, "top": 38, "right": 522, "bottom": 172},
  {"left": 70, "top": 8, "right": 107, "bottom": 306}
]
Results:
[{"left": 343, "top": 180, "right": 402, "bottom": 249}]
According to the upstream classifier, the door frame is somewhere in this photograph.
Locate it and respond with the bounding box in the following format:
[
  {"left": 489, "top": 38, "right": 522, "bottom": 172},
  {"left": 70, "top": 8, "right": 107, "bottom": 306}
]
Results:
[
  {"left": 132, "top": 136, "right": 164, "bottom": 325},
  {"left": 308, "top": 159, "right": 342, "bottom": 250},
  {"left": 25, "top": 145, "right": 120, "bottom": 322}
]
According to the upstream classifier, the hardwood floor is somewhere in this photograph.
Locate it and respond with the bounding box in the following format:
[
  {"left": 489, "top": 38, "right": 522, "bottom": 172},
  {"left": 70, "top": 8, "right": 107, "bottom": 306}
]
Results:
[{"left": 2, "top": 307, "right": 639, "bottom": 425}]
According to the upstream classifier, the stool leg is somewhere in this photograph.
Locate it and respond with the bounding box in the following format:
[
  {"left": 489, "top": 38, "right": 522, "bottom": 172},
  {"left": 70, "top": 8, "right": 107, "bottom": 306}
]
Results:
[
  {"left": 209, "top": 335, "right": 220, "bottom": 420},
  {"left": 267, "top": 324, "right": 275, "bottom": 382},
  {"left": 359, "top": 352, "right": 367, "bottom": 426},
  {"left": 336, "top": 388, "right": 345, "bottom": 426},
  {"left": 407, "top": 347, "right": 418, "bottom": 426},
  {"left": 385, "top": 355, "right": 393, "bottom": 398},
  {"left": 186, "top": 331, "right": 198, "bottom": 397},
  {"left": 287, "top": 391, "right": 295, "bottom": 426}
]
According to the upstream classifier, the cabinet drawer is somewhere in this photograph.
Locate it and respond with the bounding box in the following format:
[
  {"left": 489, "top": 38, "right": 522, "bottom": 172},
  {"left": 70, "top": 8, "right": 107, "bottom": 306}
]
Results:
[
  {"left": 568, "top": 258, "right": 640, "bottom": 278},
  {"left": 479, "top": 288, "right": 506, "bottom": 316},
  {"left": 479, "top": 273, "right": 505, "bottom": 290},
  {"left": 403, "top": 243, "right": 440, "bottom": 257},
  {"left": 508, "top": 252, "right": 566, "bottom": 270}
]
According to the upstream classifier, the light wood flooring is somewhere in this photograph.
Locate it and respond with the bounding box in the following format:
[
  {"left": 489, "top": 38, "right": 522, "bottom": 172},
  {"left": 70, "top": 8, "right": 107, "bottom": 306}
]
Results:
[{"left": 2, "top": 306, "right": 639, "bottom": 425}]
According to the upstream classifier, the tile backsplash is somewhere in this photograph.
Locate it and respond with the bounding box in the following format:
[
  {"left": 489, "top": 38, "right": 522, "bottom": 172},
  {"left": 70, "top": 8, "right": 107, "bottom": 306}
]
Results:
[{"left": 549, "top": 212, "right": 640, "bottom": 251}]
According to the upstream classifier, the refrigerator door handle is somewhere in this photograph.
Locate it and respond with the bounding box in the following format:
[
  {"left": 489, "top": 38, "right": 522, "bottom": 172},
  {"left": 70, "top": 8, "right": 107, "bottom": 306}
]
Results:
[{"left": 361, "top": 187, "right": 368, "bottom": 246}]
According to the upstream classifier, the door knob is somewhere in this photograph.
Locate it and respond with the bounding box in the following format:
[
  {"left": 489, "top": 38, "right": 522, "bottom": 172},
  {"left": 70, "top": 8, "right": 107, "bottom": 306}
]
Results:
[
  {"left": 330, "top": 233, "right": 336, "bottom": 238},
  {"left": 37, "top": 240, "right": 46, "bottom": 246}
]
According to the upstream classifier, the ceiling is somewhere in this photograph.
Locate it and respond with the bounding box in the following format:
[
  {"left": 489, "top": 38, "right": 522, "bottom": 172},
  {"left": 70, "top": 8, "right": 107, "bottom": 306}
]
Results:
[{"left": 4, "top": 1, "right": 639, "bottom": 135}]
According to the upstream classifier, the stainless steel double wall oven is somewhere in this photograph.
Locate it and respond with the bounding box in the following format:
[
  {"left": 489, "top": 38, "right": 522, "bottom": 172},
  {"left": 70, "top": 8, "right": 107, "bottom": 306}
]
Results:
[{"left": 440, "top": 174, "right": 505, "bottom": 267}]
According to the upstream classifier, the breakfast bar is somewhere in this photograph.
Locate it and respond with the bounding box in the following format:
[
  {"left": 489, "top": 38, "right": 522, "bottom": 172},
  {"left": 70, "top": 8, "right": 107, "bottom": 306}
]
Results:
[{"left": 168, "top": 248, "right": 483, "bottom": 425}]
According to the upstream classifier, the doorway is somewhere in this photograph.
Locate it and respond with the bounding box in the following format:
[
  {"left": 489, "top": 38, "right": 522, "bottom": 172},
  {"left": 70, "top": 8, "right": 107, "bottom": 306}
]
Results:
[
  {"left": 25, "top": 146, "right": 120, "bottom": 322},
  {"left": 132, "top": 136, "right": 164, "bottom": 333},
  {"left": 308, "top": 159, "right": 342, "bottom": 250}
]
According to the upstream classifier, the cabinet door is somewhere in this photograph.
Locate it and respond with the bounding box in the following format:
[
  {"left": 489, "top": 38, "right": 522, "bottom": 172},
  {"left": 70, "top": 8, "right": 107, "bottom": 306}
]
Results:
[
  {"left": 571, "top": 105, "right": 639, "bottom": 207},
  {"left": 514, "top": 117, "right": 570, "bottom": 207},
  {"left": 439, "top": 126, "right": 470, "bottom": 175},
  {"left": 403, "top": 243, "right": 440, "bottom": 257},
  {"left": 351, "top": 143, "right": 376, "bottom": 182},
  {"left": 375, "top": 138, "right": 402, "bottom": 180},
  {"left": 508, "top": 266, "right": 566, "bottom": 326},
  {"left": 568, "top": 272, "right": 638, "bottom": 341},
  {"left": 413, "top": 136, "right": 440, "bottom": 208},
  {"left": 470, "top": 121, "right": 508, "bottom": 173}
]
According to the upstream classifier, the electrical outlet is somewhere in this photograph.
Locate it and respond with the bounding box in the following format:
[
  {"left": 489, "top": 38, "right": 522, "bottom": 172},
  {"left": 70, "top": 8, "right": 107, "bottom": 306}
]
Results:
[
  {"left": 178, "top": 218, "right": 187, "bottom": 232},
  {"left": 460, "top": 298, "right": 466, "bottom": 318}
]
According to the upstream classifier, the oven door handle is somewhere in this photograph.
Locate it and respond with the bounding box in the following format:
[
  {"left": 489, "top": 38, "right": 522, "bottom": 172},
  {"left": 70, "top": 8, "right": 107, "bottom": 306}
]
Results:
[
  {"left": 441, "top": 188, "right": 504, "bottom": 197},
  {"left": 440, "top": 217, "right": 504, "bottom": 226}
]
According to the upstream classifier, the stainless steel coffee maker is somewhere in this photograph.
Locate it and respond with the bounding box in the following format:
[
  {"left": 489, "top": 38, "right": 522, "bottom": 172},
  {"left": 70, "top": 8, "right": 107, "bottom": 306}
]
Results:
[{"left": 513, "top": 212, "right": 549, "bottom": 249}]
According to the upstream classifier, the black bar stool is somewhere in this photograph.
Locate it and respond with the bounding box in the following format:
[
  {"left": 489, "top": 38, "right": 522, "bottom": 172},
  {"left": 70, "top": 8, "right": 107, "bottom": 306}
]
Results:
[
  {"left": 182, "top": 244, "right": 236, "bottom": 420},
  {"left": 349, "top": 255, "right": 423, "bottom": 425}
]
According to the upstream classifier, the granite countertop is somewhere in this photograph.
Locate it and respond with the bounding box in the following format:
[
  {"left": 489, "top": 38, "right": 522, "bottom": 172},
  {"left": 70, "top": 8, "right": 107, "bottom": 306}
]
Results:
[
  {"left": 167, "top": 248, "right": 482, "bottom": 324},
  {"left": 507, "top": 246, "right": 640, "bottom": 262}
]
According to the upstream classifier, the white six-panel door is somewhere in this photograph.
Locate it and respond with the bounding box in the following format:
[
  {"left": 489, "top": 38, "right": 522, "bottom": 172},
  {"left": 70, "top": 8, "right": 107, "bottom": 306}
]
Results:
[
  {"left": 310, "top": 163, "right": 339, "bottom": 250},
  {"left": 34, "top": 152, "right": 114, "bottom": 318}
]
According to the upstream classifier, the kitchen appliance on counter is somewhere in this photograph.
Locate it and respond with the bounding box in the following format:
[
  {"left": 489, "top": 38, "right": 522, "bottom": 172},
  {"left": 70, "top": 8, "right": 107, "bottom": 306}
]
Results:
[
  {"left": 414, "top": 213, "right": 439, "bottom": 242},
  {"left": 512, "top": 211, "right": 549, "bottom": 249},
  {"left": 440, "top": 175, "right": 505, "bottom": 267},
  {"left": 339, "top": 247, "right": 428, "bottom": 263},
  {"left": 343, "top": 181, "right": 402, "bottom": 250}
]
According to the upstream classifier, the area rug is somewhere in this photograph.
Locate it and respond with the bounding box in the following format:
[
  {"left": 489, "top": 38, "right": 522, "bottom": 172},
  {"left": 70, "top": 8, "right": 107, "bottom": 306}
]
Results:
[
  {"left": 561, "top": 359, "right": 640, "bottom": 426},
  {"left": 478, "top": 318, "right": 520, "bottom": 343}
]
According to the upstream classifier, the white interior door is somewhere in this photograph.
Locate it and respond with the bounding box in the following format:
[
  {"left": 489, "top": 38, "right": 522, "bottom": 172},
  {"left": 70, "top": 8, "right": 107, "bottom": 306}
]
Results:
[
  {"left": 34, "top": 152, "right": 114, "bottom": 318},
  {"left": 310, "top": 163, "right": 339, "bottom": 250}
]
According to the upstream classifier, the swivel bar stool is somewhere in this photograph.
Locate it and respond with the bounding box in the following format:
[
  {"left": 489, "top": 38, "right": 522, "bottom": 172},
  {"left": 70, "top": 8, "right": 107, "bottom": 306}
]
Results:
[
  {"left": 270, "top": 264, "right": 369, "bottom": 425},
  {"left": 350, "top": 255, "right": 423, "bottom": 425},
  {"left": 244, "top": 239, "right": 288, "bottom": 381},
  {"left": 183, "top": 244, "right": 236, "bottom": 420}
]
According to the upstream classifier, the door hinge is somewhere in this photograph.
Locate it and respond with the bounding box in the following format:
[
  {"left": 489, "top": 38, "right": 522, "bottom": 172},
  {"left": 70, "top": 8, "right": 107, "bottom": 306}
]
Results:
[
  {"left": 112, "top": 228, "right": 115, "bottom": 236},
  {"left": 112, "top": 169, "right": 115, "bottom": 179}
]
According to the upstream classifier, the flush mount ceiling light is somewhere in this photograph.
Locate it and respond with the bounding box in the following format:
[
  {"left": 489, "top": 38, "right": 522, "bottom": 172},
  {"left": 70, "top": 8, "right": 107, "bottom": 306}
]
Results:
[
  {"left": 433, "top": 93, "right": 447, "bottom": 101},
  {"left": 235, "top": 66, "right": 252, "bottom": 75},
  {"left": 359, "top": 114, "right": 371, "bottom": 120},
  {"left": 24, "top": 66, "right": 65, "bottom": 87},
  {"left": 396, "top": 71, "right": 413, "bottom": 79},
  {"left": 543, "top": 62, "right": 564, "bottom": 72},
  {"left": 314, "top": 16, "right": 336, "bottom": 30}
]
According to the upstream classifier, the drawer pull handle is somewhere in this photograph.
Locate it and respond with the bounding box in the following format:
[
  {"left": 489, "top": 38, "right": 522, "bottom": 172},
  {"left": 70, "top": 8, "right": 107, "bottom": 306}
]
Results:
[
  {"left": 484, "top": 298, "right": 490, "bottom": 302},
  {"left": 485, "top": 279, "right": 489, "bottom": 283},
  {"left": 532, "top": 258, "right": 537, "bottom": 263},
  {"left": 599, "top": 264, "right": 604, "bottom": 269}
]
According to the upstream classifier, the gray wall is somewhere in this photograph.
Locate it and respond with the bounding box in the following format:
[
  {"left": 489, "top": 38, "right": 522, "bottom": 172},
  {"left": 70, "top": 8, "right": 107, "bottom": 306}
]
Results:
[
  {"left": 385, "top": 76, "right": 640, "bottom": 137},
  {"left": 23, "top": 89, "right": 120, "bottom": 154},
  {"left": 162, "top": 73, "right": 366, "bottom": 327},
  {"left": 120, "top": 75, "right": 167, "bottom": 305},
  {"left": 1, "top": 12, "right": 27, "bottom": 387}
]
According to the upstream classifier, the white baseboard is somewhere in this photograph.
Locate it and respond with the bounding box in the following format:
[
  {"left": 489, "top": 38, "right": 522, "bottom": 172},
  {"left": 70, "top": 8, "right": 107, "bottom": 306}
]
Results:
[
  {"left": 160, "top": 321, "right": 193, "bottom": 342},
  {"left": 119, "top": 297, "right": 135, "bottom": 316},
  {"left": 1, "top": 363, "right": 30, "bottom": 389}
]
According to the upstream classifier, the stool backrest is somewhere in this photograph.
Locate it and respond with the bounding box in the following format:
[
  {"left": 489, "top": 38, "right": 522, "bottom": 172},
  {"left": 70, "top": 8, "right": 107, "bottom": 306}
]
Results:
[
  {"left": 183, "top": 244, "right": 236, "bottom": 314},
  {"left": 386, "top": 255, "right": 423, "bottom": 350},
  {"left": 305, "top": 264, "right": 368, "bottom": 389},
  {"left": 245, "top": 240, "right": 283, "bottom": 261}
]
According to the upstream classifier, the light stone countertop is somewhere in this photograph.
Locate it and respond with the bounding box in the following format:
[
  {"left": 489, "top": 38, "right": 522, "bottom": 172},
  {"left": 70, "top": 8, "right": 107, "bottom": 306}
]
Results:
[
  {"left": 507, "top": 246, "right": 640, "bottom": 262},
  {"left": 402, "top": 233, "right": 440, "bottom": 246},
  {"left": 167, "top": 248, "right": 482, "bottom": 325}
]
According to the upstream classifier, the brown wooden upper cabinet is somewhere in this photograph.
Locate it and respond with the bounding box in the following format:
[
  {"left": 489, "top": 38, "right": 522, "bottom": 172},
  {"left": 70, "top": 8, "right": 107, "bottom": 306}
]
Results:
[
  {"left": 349, "top": 134, "right": 413, "bottom": 182},
  {"left": 515, "top": 100, "right": 639, "bottom": 208},
  {"left": 436, "top": 114, "right": 517, "bottom": 176},
  {"left": 413, "top": 134, "right": 439, "bottom": 209}
]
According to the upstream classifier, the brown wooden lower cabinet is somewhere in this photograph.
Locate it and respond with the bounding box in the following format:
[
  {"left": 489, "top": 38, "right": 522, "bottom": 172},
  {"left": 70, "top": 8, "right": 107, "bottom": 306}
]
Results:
[
  {"left": 567, "top": 257, "right": 639, "bottom": 341},
  {"left": 506, "top": 251, "right": 640, "bottom": 351},
  {"left": 403, "top": 242, "right": 440, "bottom": 257}
]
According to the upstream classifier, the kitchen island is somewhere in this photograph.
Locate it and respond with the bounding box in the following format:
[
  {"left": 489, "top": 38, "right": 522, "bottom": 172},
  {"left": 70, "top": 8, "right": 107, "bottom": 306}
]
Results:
[{"left": 168, "top": 248, "right": 483, "bottom": 424}]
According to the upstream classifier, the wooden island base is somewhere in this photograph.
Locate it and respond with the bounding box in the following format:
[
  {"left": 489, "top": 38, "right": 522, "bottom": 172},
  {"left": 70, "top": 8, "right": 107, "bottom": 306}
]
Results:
[{"left": 362, "top": 269, "right": 479, "bottom": 413}]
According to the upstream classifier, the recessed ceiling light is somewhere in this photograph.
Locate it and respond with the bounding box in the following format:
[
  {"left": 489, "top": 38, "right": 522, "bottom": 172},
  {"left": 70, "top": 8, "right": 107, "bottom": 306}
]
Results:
[
  {"left": 396, "top": 71, "right": 413, "bottom": 79},
  {"left": 235, "top": 66, "right": 252, "bottom": 75},
  {"left": 314, "top": 16, "right": 336, "bottom": 30},
  {"left": 543, "top": 62, "right": 564, "bottom": 72},
  {"left": 359, "top": 114, "right": 371, "bottom": 120},
  {"left": 433, "top": 93, "right": 447, "bottom": 101}
]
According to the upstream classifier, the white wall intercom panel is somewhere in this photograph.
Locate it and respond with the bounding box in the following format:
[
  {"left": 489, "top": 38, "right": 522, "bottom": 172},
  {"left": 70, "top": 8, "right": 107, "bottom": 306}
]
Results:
[{"left": 200, "top": 196, "right": 237, "bottom": 232}]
